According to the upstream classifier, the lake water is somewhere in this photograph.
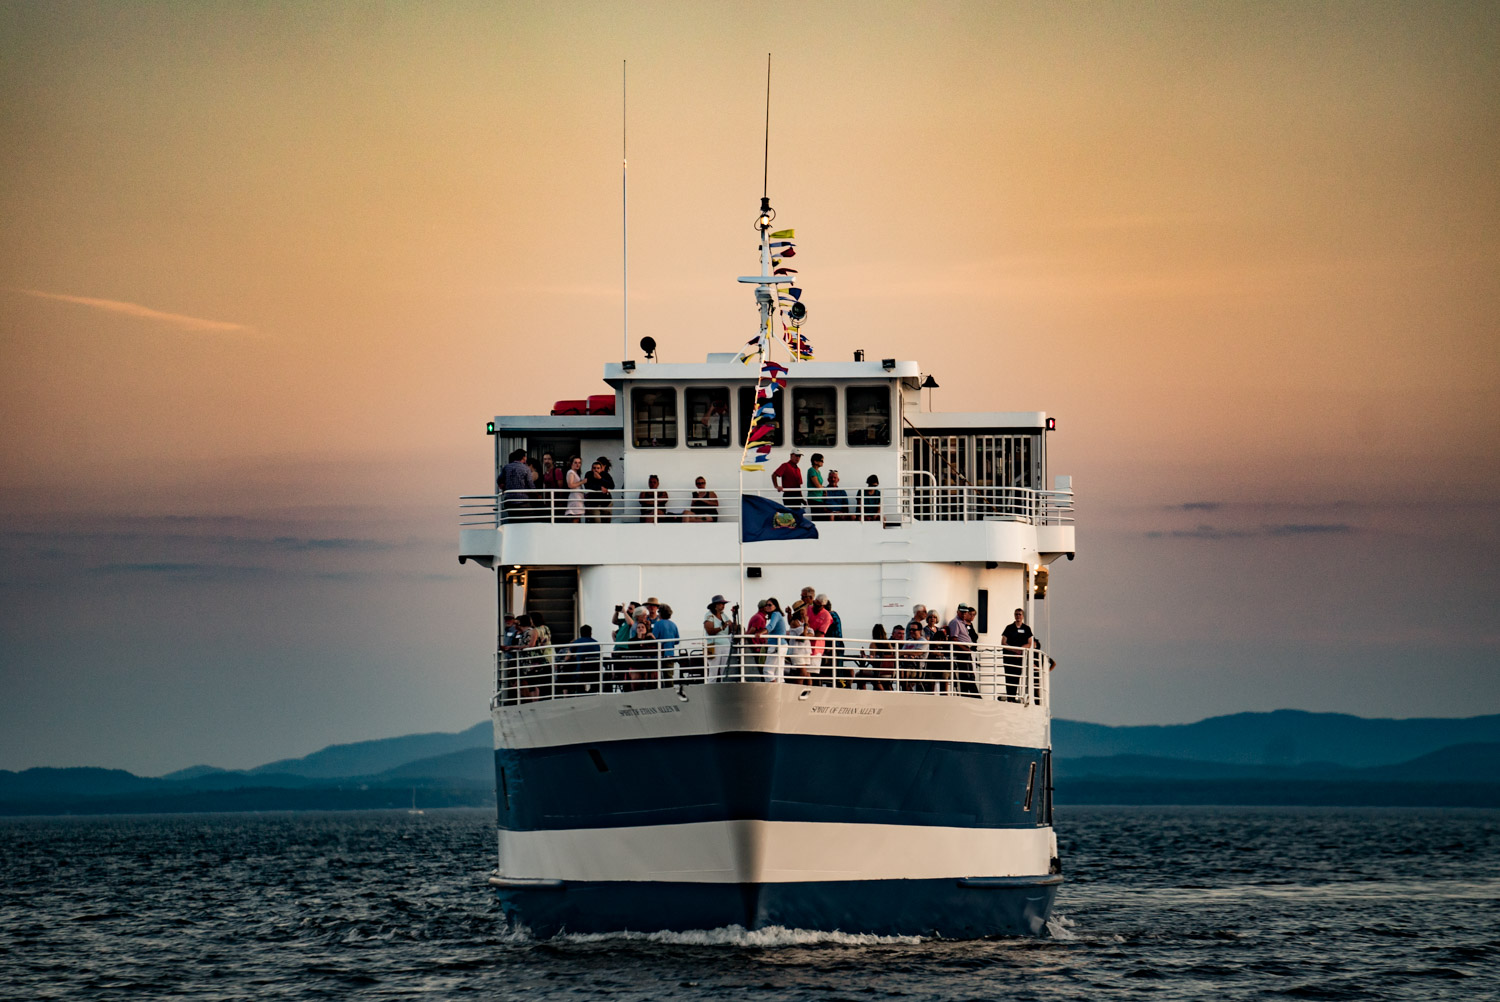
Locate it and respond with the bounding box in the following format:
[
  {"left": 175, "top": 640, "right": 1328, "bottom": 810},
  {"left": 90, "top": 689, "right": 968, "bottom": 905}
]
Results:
[{"left": 2, "top": 806, "right": 1496, "bottom": 1000}]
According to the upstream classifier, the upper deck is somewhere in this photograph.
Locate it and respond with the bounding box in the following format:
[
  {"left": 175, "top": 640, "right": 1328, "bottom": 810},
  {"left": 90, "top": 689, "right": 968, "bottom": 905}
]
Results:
[{"left": 462, "top": 354, "right": 1074, "bottom": 568}]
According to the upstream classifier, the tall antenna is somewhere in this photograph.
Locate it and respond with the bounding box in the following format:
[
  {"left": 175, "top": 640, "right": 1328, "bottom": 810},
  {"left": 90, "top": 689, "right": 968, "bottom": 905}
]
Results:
[
  {"left": 762, "top": 53, "right": 771, "bottom": 198},
  {"left": 622, "top": 59, "right": 629, "bottom": 360}
]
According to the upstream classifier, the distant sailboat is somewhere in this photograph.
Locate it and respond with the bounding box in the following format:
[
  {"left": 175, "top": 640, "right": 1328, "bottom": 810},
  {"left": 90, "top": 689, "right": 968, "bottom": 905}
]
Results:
[{"left": 408, "top": 788, "right": 424, "bottom": 815}]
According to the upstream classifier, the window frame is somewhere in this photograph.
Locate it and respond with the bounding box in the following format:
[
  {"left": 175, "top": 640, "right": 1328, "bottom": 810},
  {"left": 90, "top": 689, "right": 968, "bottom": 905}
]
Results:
[
  {"left": 630, "top": 386, "right": 679, "bottom": 449},
  {"left": 684, "top": 386, "right": 733, "bottom": 449},
  {"left": 792, "top": 385, "right": 839, "bottom": 448},
  {"left": 845, "top": 384, "right": 893, "bottom": 447}
]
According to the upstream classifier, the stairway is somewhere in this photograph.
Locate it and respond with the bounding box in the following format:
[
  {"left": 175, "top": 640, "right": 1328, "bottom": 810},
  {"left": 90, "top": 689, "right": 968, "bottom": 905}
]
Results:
[{"left": 525, "top": 569, "right": 578, "bottom": 644}]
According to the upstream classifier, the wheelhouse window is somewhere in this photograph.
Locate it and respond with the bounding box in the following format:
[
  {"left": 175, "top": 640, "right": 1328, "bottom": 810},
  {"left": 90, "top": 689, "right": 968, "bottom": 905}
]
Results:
[
  {"left": 846, "top": 385, "right": 891, "bottom": 446},
  {"left": 685, "top": 386, "right": 732, "bottom": 448},
  {"left": 631, "top": 387, "right": 678, "bottom": 448},
  {"left": 738, "top": 385, "right": 783, "bottom": 448},
  {"left": 793, "top": 386, "right": 837, "bottom": 447}
]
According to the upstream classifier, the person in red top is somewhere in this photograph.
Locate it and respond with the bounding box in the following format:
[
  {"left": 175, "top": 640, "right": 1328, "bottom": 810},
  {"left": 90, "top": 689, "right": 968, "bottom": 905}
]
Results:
[{"left": 771, "top": 450, "right": 805, "bottom": 508}]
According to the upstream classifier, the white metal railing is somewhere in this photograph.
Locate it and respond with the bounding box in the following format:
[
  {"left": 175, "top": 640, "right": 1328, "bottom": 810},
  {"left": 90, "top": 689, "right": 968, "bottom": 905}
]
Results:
[
  {"left": 491, "top": 638, "right": 1051, "bottom": 708},
  {"left": 461, "top": 486, "right": 1074, "bottom": 528}
]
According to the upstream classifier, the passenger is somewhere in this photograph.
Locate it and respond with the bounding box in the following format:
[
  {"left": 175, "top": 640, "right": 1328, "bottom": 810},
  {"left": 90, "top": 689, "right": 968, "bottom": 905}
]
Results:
[
  {"left": 907, "top": 604, "right": 929, "bottom": 640},
  {"left": 499, "top": 448, "right": 533, "bottom": 522},
  {"left": 805, "top": 594, "right": 833, "bottom": 682},
  {"left": 859, "top": 475, "right": 881, "bottom": 522},
  {"left": 620, "top": 616, "right": 658, "bottom": 690},
  {"left": 947, "top": 604, "right": 980, "bottom": 697},
  {"left": 862, "top": 624, "right": 894, "bottom": 691},
  {"left": 644, "top": 596, "right": 661, "bottom": 623},
  {"left": 531, "top": 456, "right": 549, "bottom": 513},
  {"left": 889, "top": 624, "right": 912, "bottom": 690},
  {"left": 816, "top": 595, "right": 846, "bottom": 685},
  {"left": 704, "top": 595, "right": 734, "bottom": 681},
  {"left": 783, "top": 613, "right": 814, "bottom": 682},
  {"left": 792, "top": 586, "right": 816, "bottom": 619},
  {"left": 583, "top": 458, "right": 614, "bottom": 522},
  {"left": 687, "top": 477, "right": 719, "bottom": 522},
  {"left": 923, "top": 611, "right": 944, "bottom": 690},
  {"left": 1000, "top": 607, "right": 1035, "bottom": 700},
  {"left": 564, "top": 455, "right": 585, "bottom": 522},
  {"left": 824, "top": 470, "right": 851, "bottom": 520},
  {"left": 638, "top": 474, "right": 667, "bottom": 523},
  {"left": 612, "top": 601, "right": 640, "bottom": 642},
  {"left": 806, "top": 453, "right": 827, "bottom": 519},
  {"left": 771, "top": 450, "right": 805, "bottom": 509},
  {"left": 561, "top": 625, "right": 601, "bottom": 694},
  {"left": 898, "top": 621, "right": 928, "bottom": 691},
  {"left": 928, "top": 623, "right": 953, "bottom": 693},
  {"left": 539, "top": 453, "right": 565, "bottom": 518},
  {"left": 746, "top": 600, "right": 770, "bottom": 676},
  {"left": 652, "top": 603, "right": 680, "bottom": 679},
  {"left": 764, "top": 597, "right": 788, "bottom": 680},
  {"left": 530, "top": 611, "right": 554, "bottom": 698}
]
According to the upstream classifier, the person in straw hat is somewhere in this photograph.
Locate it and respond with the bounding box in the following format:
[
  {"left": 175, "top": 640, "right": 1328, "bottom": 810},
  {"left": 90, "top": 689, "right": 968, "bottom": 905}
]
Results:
[{"left": 704, "top": 595, "right": 735, "bottom": 681}]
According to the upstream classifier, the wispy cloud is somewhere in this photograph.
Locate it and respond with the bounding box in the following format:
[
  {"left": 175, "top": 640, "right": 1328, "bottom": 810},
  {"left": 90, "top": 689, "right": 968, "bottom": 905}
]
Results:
[
  {"left": 17, "top": 289, "right": 251, "bottom": 332},
  {"left": 1145, "top": 522, "right": 1354, "bottom": 540}
]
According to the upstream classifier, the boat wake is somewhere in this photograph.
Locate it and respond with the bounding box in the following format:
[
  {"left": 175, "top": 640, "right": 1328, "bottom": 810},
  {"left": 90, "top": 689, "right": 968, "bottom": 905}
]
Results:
[{"left": 553, "top": 924, "right": 925, "bottom": 948}]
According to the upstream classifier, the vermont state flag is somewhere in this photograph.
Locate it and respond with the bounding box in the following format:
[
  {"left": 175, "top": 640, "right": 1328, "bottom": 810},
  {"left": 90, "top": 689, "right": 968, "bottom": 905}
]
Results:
[{"left": 741, "top": 495, "right": 820, "bottom": 543}]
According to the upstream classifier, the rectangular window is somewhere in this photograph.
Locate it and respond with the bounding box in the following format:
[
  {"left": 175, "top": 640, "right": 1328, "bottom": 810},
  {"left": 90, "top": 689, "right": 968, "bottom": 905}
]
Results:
[
  {"left": 631, "top": 387, "right": 677, "bottom": 448},
  {"left": 792, "top": 386, "right": 837, "bottom": 447},
  {"left": 738, "top": 385, "right": 783, "bottom": 448},
  {"left": 685, "top": 387, "right": 732, "bottom": 448},
  {"left": 846, "top": 385, "right": 891, "bottom": 446}
]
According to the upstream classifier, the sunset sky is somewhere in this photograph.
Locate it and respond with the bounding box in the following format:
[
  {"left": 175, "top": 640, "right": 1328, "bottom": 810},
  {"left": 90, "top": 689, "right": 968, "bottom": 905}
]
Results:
[{"left": 3, "top": 2, "right": 1497, "bottom": 774}]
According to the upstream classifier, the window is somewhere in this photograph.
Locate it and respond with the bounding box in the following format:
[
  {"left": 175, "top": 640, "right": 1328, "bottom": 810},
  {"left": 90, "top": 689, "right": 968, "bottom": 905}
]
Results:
[
  {"left": 792, "top": 386, "right": 837, "bottom": 447},
  {"left": 738, "top": 385, "right": 783, "bottom": 448},
  {"left": 685, "top": 387, "right": 731, "bottom": 448},
  {"left": 631, "top": 387, "right": 677, "bottom": 448},
  {"left": 846, "top": 386, "right": 891, "bottom": 446}
]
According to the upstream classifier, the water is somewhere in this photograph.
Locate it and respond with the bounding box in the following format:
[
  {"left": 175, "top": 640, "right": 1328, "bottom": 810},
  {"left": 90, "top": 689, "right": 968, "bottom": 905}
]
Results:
[{"left": 2, "top": 807, "right": 1496, "bottom": 1000}]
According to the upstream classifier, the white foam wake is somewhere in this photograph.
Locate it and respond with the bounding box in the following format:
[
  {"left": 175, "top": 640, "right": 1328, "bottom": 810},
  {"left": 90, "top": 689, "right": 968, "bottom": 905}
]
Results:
[
  {"left": 1044, "top": 912, "right": 1077, "bottom": 940},
  {"left": 556, "top": 924, "right": 925, "bottom": 947}
]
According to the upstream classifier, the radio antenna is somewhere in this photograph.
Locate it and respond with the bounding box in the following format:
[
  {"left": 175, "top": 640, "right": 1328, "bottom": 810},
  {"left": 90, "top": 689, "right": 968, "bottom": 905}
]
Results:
[
  {"left": 622, "top": 59, "right": 629, "bottom": 360},
  {"left": 762, "top": 53, "right": 771, "bottom": 198}
]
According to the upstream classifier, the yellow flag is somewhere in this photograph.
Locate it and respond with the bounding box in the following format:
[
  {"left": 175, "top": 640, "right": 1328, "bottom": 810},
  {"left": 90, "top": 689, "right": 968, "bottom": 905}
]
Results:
[
  {"left": 770, "top": 228, "right": 795, "bottom": 239},
  {"left": 741, "top": 463, "right": 765, "bottom": 472}
]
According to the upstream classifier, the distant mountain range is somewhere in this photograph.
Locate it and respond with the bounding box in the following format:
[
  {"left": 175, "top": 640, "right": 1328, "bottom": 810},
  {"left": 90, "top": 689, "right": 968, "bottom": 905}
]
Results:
[
  {"left": 3, "top": 711, "right": 1498, "bottom": 815},
  {"left": 1053, "top": 710, "right": 1500, "bottom": 767}
]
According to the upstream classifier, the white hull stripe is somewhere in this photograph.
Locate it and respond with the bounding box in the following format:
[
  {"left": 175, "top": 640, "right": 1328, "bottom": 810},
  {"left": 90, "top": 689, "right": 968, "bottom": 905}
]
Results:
[{"left": 497, "top": 819, "right": 1055, "bottom": 884}]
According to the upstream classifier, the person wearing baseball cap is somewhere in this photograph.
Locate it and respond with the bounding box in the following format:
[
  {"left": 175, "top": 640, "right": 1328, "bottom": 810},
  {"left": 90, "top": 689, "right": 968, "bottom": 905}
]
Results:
[{"left": 772, "top": 450, "right": 805, "bottom": 509}]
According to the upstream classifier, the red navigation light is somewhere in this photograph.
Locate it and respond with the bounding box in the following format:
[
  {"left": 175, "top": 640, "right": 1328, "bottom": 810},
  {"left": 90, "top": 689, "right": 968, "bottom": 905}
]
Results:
[{"left": 1045, "top": 417, "right": 1057, "bottom": 431}]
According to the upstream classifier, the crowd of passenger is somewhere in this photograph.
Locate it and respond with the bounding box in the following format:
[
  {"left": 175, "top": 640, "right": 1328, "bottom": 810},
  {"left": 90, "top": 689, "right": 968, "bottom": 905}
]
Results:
[
  {"left": 499, "top": 588, "right": 1049, "bottom": 703},
  {"left": 496, "top": 448, "right": 884, "bottom": 522}
]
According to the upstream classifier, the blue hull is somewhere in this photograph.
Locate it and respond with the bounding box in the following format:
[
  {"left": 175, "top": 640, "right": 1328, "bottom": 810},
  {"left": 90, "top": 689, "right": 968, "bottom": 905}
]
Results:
[{"left": 493, "top": 874, "right": 1062, "bottom": 939}]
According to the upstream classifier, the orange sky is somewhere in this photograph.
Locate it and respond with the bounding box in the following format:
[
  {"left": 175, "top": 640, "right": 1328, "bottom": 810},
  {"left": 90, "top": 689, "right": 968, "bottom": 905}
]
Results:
[{"left": 2, "top": 2, "right": 1497, "bottom": 772}]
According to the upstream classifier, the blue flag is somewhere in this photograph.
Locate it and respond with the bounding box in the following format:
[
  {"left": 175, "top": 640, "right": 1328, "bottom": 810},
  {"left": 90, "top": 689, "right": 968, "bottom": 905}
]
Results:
[{"left": 741, "top": 494, "right": 820, "bottom": 542}]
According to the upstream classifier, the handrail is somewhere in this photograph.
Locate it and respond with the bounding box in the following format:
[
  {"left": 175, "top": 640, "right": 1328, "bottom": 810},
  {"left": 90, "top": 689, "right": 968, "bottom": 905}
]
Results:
[
  {"left": 491, "top": 637, "right": 1051, "bottom": 708},
  {"left": 461, "top": 485, "right": 1074, "bottom": 528}
]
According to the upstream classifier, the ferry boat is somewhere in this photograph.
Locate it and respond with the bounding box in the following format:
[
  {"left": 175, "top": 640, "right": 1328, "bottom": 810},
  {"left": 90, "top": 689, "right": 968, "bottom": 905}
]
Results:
[{"left": 460, "top": 194, "right": 1075, "bottom": 938}]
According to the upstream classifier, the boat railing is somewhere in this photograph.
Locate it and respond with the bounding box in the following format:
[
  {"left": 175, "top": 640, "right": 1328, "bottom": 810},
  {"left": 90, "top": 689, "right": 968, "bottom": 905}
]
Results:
[
  {"left": 461, "top": 486, "right": 1074, "bottom": 528},
  {"left": 490, "top": 638, "right": 1052, "bottom": 708}
]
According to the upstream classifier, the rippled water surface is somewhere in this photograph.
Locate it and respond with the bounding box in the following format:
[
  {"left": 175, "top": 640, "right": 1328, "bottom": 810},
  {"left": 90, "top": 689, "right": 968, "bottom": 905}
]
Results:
[{"left": 2, "top": 806, "right": 1496, "bottom": 1000}]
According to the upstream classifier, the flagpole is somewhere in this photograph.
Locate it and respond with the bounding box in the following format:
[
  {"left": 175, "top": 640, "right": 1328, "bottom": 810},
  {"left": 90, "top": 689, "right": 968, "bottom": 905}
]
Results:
[{"left": 621, "top": 60, "right": 629, "bottom": 361}]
